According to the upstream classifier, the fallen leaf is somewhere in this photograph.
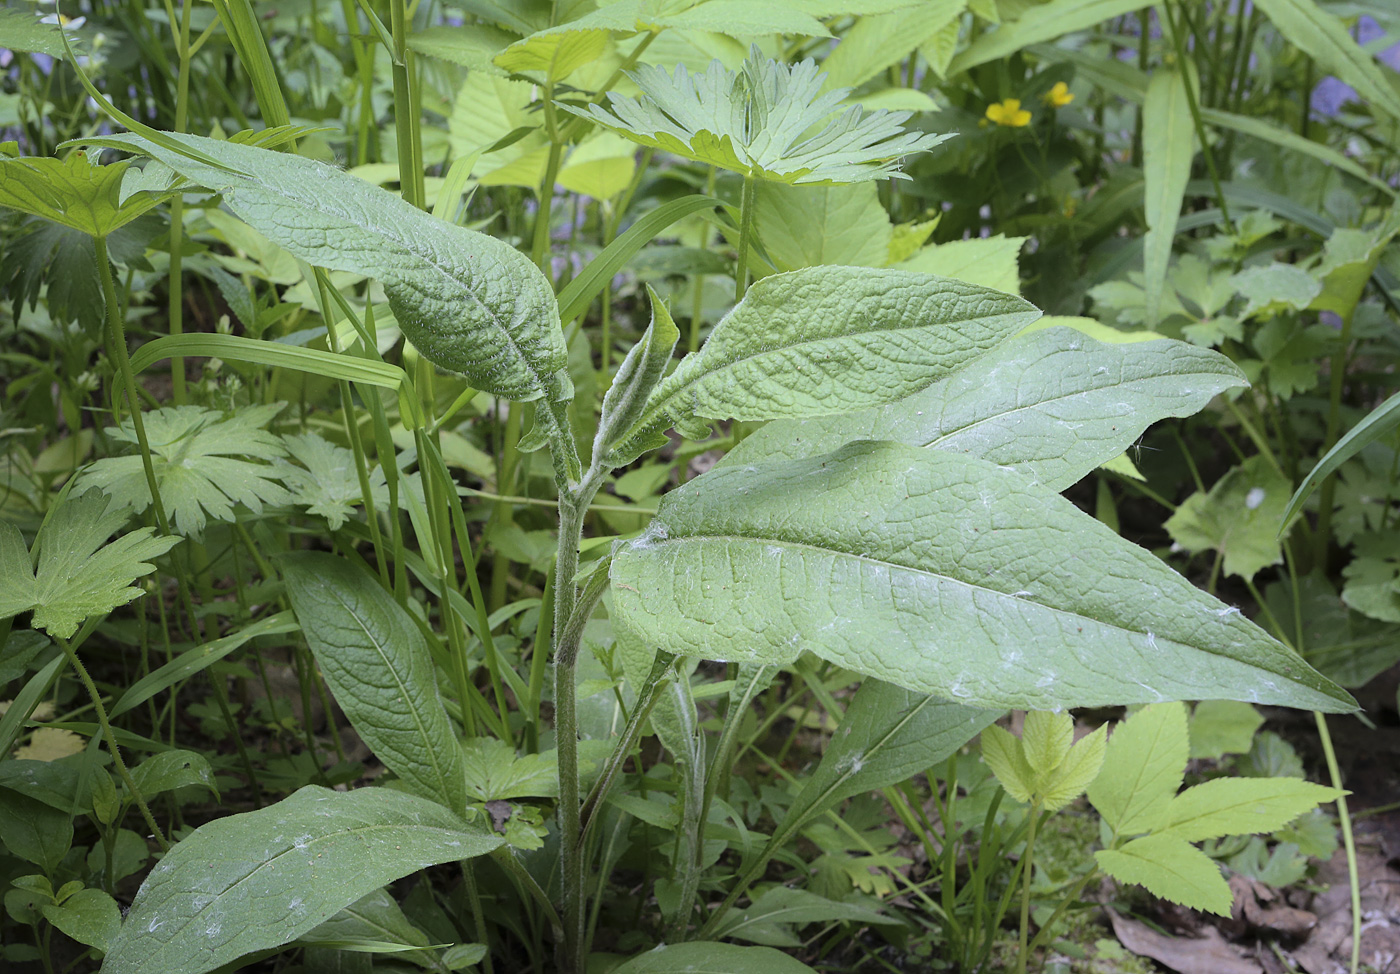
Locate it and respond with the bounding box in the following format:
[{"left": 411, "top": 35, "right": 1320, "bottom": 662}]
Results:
[
  {"left": 1109, "top": 907, "right": 1262, "bottom": 974},
  {"left": 14, "top": 727, "right": 85, "bottom": 761}
]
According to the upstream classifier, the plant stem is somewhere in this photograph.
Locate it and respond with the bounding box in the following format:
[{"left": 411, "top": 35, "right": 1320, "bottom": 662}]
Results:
[
  {"left": 734, "top": 171, "right": 757, "bottom": 301},
  {"left": 1016, "top": 801, "right": 1042, "bottom": 974},
  {"left": 1314, "top": 712, "right": 1361, "bottom": 974},
  {"left": 1314, "top": 307, "right": 1356, "bottom": 570},
  {"left": 57, "top": 636, "right": 168, "bottom": 851}
]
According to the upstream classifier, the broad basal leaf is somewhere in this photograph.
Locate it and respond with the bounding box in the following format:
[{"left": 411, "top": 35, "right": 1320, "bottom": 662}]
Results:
[
  {"left": 0, "top": 488, "right": 178, "bottom": 639},
  {"left": 1087, "top": 702, "right": 1187, "bottom": 836},
  {"left": 1096, "top": 834, "right": 1233, "bottom": 916},
  {"left": 83, "top": 131, "right": 571, "bottom": 411},
  {"left": 611, "top": 441, "right": 1353, "bottom": 712},
  {"left": 569, "top": 47, "right": 950, "bottom": 184},
  {"left": 723, "top": 327, "right": 1247, "bottom": 492},
  {"left": 79, "top": 404, "right": 290, "bottom": 537},
  {"left": 101, "top": 786, "right": 501, "bottom": 974},
  {"left": 608, "top": 266, "right": 1039, "bottom": 464},
  {"left": 283, "top": 553, "right": 467, "bottom": 814}
]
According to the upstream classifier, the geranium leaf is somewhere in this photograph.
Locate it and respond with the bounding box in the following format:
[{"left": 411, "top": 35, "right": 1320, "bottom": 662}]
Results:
[{"left": 0, "top": 488, "right": 178, "bottom": 640}]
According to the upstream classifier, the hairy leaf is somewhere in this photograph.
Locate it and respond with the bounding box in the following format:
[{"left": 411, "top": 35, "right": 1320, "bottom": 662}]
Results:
[
  {"left": 611, "top": 442, "right": 1351, "bottom": 711},
  {"left": 0, "top": 488, "right": 178, "bottom": 639},
  {"left": 82, "top": 132, "right": 571, "bottom": 412},
  {"left": 283, "top": 553, "right": 467, "bottom": 813},
  {"left": 101, "top": 787, "right": 501, "bottom": 974},
  {"left": 722, "top": 328, "right": 1245, "bottom": 491},
  {"left": 609, "top": 266, "right": 1039, "bottom": 463}
]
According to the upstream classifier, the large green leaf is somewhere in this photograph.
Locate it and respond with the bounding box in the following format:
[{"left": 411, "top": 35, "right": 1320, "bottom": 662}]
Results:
[
  {"left": 608, "top": 266, "right": 1039, "bottom": 463},
  {"left": 0, "top": 7, "right": 68, "bottom": 57},
  {"left": 1253, "top": 0, "right": 1400, "bottom": 126},
  {"left": 611, "top": 441, "right": 1353, "bottom": 711},
  {"left": 722, "top": 327, "right": 1246, "bottom": 491},
  {"left": 1086, "top": 702, "right": 1188, "bottom": 836},
  {"left": 1142, "top": 66, "right": 1196, "bottom": 326},
  {"left": 1166, "top": 456, "right": 1291, "bottom": 582},
  {"left": 0, "top": 154, "right": 165, "bottom": 238},
  {"left": 608, "top": 941, "right": 819, "bottom": 973},
  {"left": 819, "top": 0, "right": 964, "bottom": 89},
  {"left": 893, "top": 234, "right": 1025, "bottom": 293},
  {"left": 0, "top": 488, "right": 179, "bottom": 639},
  {"left": 84, "top": 132, "right": 571, "bottom": 410},
  {"left": 949, "top": 0, "right": 1152, "bottom": 74},
  {"left": 283, "top": 554, "right": 467, "bottom": 814},
  {"left": 101, "top": 787, "right": 502, "bottom": 974},
  {"left": 752, "top": 181, "right": 891, "bottom": 271}
]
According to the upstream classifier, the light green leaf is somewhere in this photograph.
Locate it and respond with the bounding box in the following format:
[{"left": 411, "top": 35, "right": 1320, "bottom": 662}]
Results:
[
  {"left": 980, "top": 724, "right": 1035, "bottom": 803},
  {"left": 1309, "top": 212, "right": 1400, "bottom": 318},
  {"left": 1022, "top": 710, "right": 1073, "bottom": 779},
  {"left": 1142, "top": 66, "right": 1196, "bottom": 326},
  {"left": 722, "top": 327, "right": 1247, "bottom": 492},
  {"left": 1341, "top": 532, "right": 1400, "bottom": 623},
  {"left": 460, "top": 736, "right": 560, "bottom": 801},
  {"left": 0, "top": 488, "right": 178, "bottom": 640},
  {"left": 819, "top": 0, "right": 964, "bottom": 89},
  {"left": 950, "top": 0, "right": 1152, "bottom": 74},
  {"left": 710, "top": 886, "right": 892, "bottom": 947},
  {"left": 1161, "top": 777, "right": 1346, "bottom": 843},
  {"left": 659, "top": 1, "right": 833, "bottom": 38},
  {"left": 277, "top": 432, "right": 388, "bottom": 530},
  {"left": 609, "top": 941, "right": 819, "bottom": 973},
  {"left": 83, "top": 132, "right": 572, "bottom": 414},
  {"left": 611, "top": 442, "right": 1352, "bottom": 712},
  {"left": 283, "top": 554, "right": 467, "bottom": 814},
  {"left": 1282, "top": 390, "right": 1400, "bottom": 534},
  {"left": 407, "top": 23, "right": 513, "bottom": 74},
  {"left": 79, "top": 404, "right": 290, "bottom": 537},
  {"left": 1231, "top": 263, "right": 1321, "bottom": 319},
  {"left": 893, "top": 235, "right": 1025, "bottom": 293},
  {"left": 1165, "top": 455, "right": 1291, "bottom": 581},
  {"left": 101, "top": 787, "right": 501, "bottom": 974},
  {"left": 0, "top": 789, "right": 72, "bottom": 873},
  {"left": 1088, "top": 702, "right": 1188, "bottom": 836},
  {"left": 0, "top": 154, "right": 164, "bottom": 238},
  {"left": 493, "top": 26, "right": 610, "bottom": 81},
  {"left": 1189, "top": 700, "right": 1264, "bottom": 760},
  {"left": 569, "top": 48, "right": 950, "bottom": 184},
  {"left": 1252, "top": 0, "right": 1400, "bottom": 126},
  {"left": 0, "top": 7, "right": 68, "bottom": 57},
  {"left": 1040, "top": 724, "right": 1106, "bottom": 812},
  {"left": 1096, "top": 834, "right": 1233, "bottom": 916},
  {"left": 608, "top": 266, "right": 1040, "bottom": 464},
  {"left": 43, "top": 888, "right": 121, "bottom": 952},
  {"left": 752, "top": 181, "right": 892, "bottom": 271}
]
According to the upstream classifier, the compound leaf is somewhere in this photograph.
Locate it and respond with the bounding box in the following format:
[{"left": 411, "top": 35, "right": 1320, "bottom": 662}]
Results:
[
  {"left": 1087, "top": 702, "right": 1188, "bottom": 836},
  {"left": 1096, "top": 833, "right": 1233, "bottom": 916},
  {"left": 1160, "top": 777, "right": 1345, "bottom": 843}
]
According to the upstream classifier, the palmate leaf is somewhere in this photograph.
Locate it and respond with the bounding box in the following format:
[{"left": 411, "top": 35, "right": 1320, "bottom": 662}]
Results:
[
  {"left": 0, "top": 153, "right": 166, "bottom": 238},
  {"left": 570, "top": 47, "right": 951, "bottom": 184},
  {"left": 610, "top": 441, "right": 1353, "bottom": 713},
  {"left": 79, "top": 404, "right": 291, "bottom": 536},
  {"left": 276, "top": 432, "right": 388, "bottom": 530},
  {"left": 0, "top": 488, "right": 178, "bottom": 639}
]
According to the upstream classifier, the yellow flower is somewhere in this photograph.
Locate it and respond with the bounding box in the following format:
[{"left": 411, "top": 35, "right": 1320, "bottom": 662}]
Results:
[
  {"left": 1044, "top": 82, "right": 1074, "bottom": 107},
  {"left": 985, "top": 98, "right": 1031, "bottom": 128}
]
